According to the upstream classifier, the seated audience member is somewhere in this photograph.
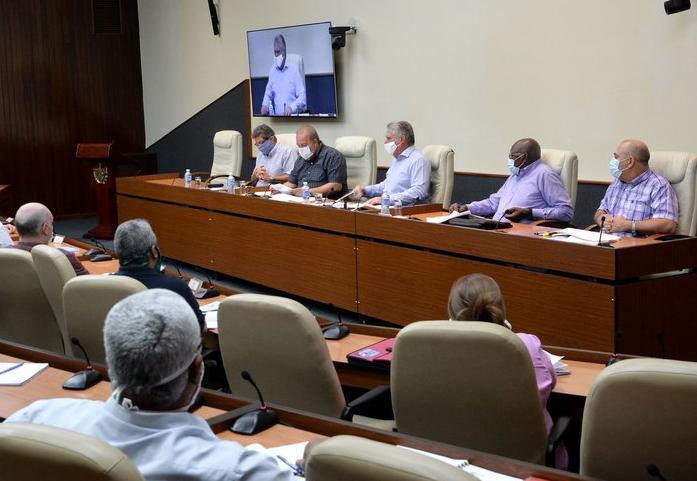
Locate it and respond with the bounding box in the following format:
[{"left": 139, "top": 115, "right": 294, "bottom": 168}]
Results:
[
  {"left": 447, "top": 273, "right": 566, "bottom": 467},
  {"left": 283, "top": 125, "right": 347, "bottom": 199},
  {"left": 450, "top": 138, "right": 573, "bottom": 223},
  {"left": 594, "top": 139, "right": 678, "bottom": 236},
  {"left": 354, "top": 120, "right": 430, "bottom": 205},
  {"left": 114, "top": 219, "right": 205, "bottom": 333},
  {"left": 250, "top": 124, "right": 296, "bottom": 186},
  {"left": 7, "top": 202, "right": 87, "bottom": 275},
  {"left": 6, "top": 289, "right": 294, "bottom": 481}
]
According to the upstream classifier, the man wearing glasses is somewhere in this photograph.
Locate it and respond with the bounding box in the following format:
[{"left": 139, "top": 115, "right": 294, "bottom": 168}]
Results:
[
  {"left": 450, "top": 138, "right": 573, "bottom": 224},
  {"left": 250, "top": 124, "right": 296, "bottom": 186}
]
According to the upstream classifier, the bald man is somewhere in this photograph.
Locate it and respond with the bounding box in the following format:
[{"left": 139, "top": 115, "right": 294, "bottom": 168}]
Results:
[
  {"left": 8, "top": 202, "right": 87, "bottom": 275},
  {"left": 450, "top": 138, "right": 573, "bottom": 223},
  {"left": 594, "top": 139, "right": 678, "bottom": 236},
  {"left": 283, "top": 125, "right": 347, "bottom": 198}
]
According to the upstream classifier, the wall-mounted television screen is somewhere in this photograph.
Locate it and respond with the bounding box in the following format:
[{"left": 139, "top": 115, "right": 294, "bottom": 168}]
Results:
[{"left": 247, "top": 22, "right": 338, "bottom": 118}]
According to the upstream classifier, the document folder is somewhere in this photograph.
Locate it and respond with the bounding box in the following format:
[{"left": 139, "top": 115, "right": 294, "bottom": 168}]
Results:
[{"left": 346, "top": 338, "right": 395, "bottom": 372}]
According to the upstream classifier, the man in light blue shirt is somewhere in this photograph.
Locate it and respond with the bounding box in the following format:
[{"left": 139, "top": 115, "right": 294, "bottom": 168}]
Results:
[
  {"left": 260, "top": 35, "right": 306, "bottom": 116},
  {"left": 250, "top": 124, "right": 296, "bottom": 186},
  {"left": 0, "top": 223, "right": 12, "bottom": 247},
  {"left": 6, "top": 289, "right": 293, "bottom": 481},
  {"left": 354, "top": 121, "right": 431, "bottom": 205}
]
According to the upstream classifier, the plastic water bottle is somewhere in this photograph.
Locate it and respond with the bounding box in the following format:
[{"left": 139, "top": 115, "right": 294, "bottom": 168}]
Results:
[
  {"left": 226, "top": 173, "right": 235, "bottom": 194},
  {"left": 184, "top": 169, "right": 192, "bottom": 188},
  {"left": 302, "top": 181, "right": 311, "bottom": 202},
  {"left": 380, "top": 192, "right": 391, "bottom": 215}
]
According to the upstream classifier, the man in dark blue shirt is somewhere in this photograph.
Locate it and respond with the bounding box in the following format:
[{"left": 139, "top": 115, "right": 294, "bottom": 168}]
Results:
[
  {"left": 283, "top": 125, "right": 347, "bottom": 199},
  {"left": 113, "top": 219, "right": 205, "bottom": 333}
]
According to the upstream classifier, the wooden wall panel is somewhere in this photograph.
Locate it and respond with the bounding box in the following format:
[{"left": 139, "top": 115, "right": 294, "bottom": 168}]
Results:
[{"left": 0, "top": 0, "right": 144, "bottom": 216}]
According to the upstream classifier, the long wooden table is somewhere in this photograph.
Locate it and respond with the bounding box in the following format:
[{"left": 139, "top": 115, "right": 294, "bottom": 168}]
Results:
[
  {"left": 116, "top": 173, "right": 697, "bottom": 361},
  {"left": 0, "top": 340, "right": 594, "bottom": 481}
]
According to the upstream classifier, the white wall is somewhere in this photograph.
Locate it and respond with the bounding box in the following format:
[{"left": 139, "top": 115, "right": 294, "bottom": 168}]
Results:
[{"left": 138, "top": 0, "right": 697, "bottom": 180}]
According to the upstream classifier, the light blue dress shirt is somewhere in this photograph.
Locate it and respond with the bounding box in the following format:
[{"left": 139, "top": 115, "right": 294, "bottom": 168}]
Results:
[
  {"left": 6, "top": 397, "right": 293, "bottom": 481},
  {"left": 0, "top": 225, "right": 11, "bottom": 247},
  {"left": 364, "top": 146, "right": 431, "bottom": 204},
  {"left": 261, "top": 61, "right": 306, "bottom": 115},
  {"left": 254, "top": 143, "right": 297, "bottom": 186}
]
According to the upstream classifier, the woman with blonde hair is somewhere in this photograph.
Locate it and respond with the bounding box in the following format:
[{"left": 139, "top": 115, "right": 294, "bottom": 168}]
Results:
[{"left": 448, "top": 273, "right": 565, "bottom": 466}]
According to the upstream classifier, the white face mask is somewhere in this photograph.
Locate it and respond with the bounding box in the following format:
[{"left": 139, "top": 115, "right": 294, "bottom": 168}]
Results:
[
  {"left": 298, "top": 145, "right": 313, "bottom": 160},
  {"left": 384, "top": 141, "right": 397, "bottom": 156},
  {"left": 275, "top": 54, "right": 284, "bottom": 69}
]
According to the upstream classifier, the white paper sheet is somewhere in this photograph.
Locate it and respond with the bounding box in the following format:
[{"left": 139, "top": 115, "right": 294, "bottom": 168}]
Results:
[
  {"left": 246, "top": 442, "right": 307, "bottom": 478},
  {"left": 0, "top": 363, "right": 49, "bottom": 386},
  {"left": 205, "top": 311, "right": 218, "bottom": 330},
  {"left": 546, "top": 228, "right": 621, "bottom": 245},
  {"left": 425, "top": 211, "right": 470, "bottom": 224}
]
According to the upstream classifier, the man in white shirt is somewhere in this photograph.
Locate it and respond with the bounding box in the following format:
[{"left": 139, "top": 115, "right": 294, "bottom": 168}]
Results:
[
  {"left": 354, "top": 121, "right": 431, "bottom": 205},
  {"left": 250, "top": 124, "right": 296, "bottom": 186},
  {"left": 260, "top": 35, "right": 306, "bottom": 116},
  {"left": 6, "top": 289, "right": 293, "bottom": 481}
]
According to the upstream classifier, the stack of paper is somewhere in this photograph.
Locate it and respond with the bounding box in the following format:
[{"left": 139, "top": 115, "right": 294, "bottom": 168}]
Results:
[
  {"left": 425, "top": 211, "right": 470, "bottom": 224},
  {"left": 543, "top": 350, "right": 570, "bottom": 376},
  {"left": 201, "top": 301, "right": 219, "bottom": 330},
  {"left": 246, "top": 442, "right": 307, "bottom": 478},
  {"left": 270, "top": 184, "right": 294, "bottom": 194},
  {"left": 0, "top": 362, "right": 49, "bottom": 386},
  {"left": 268, "top": 193, "right": 306, "bottom": 204},
  {"left": 546, "top": 228, "right": 620, "bottom": 245},
  {"left": 398, "top": 446, "right": 523, "bottom": 481}
]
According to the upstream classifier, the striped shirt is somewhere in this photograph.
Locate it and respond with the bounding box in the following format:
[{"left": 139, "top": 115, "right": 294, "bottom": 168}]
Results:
[{"left": 598, "top": 169, "right": 678, "bottom": 224}]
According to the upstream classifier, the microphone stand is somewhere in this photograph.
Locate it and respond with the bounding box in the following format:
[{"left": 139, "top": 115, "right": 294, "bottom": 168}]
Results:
[
  {"left": 598, "top": 216, "right": 606, "bottom": 246},
  {"left": 322, "top": 304, "right": 350, "bottom": 340},
  {"left": 230, "top": 371, "right": 278, "bottom": 434},
  {"left": 63, "top": 337, "right": 102, "bottom": 390}
]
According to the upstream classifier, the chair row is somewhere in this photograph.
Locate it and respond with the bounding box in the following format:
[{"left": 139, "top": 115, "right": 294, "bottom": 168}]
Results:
[
  {"left": 212, "top": 129, "right": 697, "bottom": 235},
  {"left": 216, "top": 294, "right": 697, "bottom": 479},
  {"left": 0, "top": 246, "right": 145, "bottom": 358}
]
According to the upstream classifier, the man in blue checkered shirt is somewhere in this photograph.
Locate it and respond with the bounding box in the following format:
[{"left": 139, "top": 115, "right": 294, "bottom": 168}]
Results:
[{"left": 594, "top": 139, "right": 678, "bottom": 236}]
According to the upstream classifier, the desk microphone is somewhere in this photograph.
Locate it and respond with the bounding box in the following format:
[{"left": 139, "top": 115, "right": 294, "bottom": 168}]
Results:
[
  {"left": 495, "top": 211, "right": 507, "bottom": 230},
  {"left": 63, "top": 337, "right": 102, "bottom": 390},
  {"left": 331, "top": 187, "right": 356, "bottom": 206},
  {"left": 646, "top": 463, "right": 668, "bottom": 481},
  {"left": 85, "top": 239, "right": 113, "bottom": 261},
  {"left": 598, "top": 216, "right": 606, "bottom": 246},
  {"left": 607, "top": 329, "right": 622, "bottom": 366},
  {"left": 323, "top": 304, "right": 350, "bottom": 340},
  {"left": 230, "top": 371, "right": 278, "bottom": 435},
  {"left": 262, "top": 182, "right": 273, "bottom": 198}
]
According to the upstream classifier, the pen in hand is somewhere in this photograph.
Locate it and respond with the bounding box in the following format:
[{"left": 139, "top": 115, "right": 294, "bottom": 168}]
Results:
[{"left": 276, "top": 455, "right": 304, "bottom": 476}]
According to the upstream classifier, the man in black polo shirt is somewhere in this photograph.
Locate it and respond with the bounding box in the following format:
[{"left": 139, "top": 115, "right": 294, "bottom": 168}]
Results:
[
  {"left": 284, "top": 125, "right": 347, "bottom": 199},
  {"left": 113, "top": 219, "right": 206, "bottom": 333}
]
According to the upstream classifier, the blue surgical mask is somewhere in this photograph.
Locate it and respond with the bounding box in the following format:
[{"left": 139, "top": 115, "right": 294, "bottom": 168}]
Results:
[
  {"left": 258, "top": 139, "right": 274, "bottom": 156},
  {"left": 507, "top": 158, "right": 520, "bottom": 176},
  {"left": 609, "top": 156, "right": 627, "bottom": 179}
]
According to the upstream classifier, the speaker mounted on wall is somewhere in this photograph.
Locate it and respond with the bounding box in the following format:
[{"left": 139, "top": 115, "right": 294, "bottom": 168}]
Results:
[{"left": 207, "top": 0, "right": 220, "bottom": 36}]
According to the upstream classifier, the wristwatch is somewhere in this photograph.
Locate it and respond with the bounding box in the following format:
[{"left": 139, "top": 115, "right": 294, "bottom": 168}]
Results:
[{"left": 631, "top": 220, "right": 637, "bottom": 235}]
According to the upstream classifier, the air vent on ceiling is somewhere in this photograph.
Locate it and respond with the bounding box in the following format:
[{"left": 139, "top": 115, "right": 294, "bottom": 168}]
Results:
[{"left": 92, "top": 0, "right": 122, "bottom": 34}]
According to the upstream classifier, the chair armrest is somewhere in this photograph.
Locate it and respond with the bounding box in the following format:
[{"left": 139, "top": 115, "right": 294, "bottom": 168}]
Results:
[
  {"left": 546, "top": 415, "right": 571, "bottom": 467},
  {"left": 340, "top": 385, "right": 391, "bottom": 421}
]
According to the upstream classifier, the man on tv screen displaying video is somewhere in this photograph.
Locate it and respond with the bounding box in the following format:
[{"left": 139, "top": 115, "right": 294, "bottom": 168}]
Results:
[{"left": 260, "top": 34, "right": 306, "bottom": 116}]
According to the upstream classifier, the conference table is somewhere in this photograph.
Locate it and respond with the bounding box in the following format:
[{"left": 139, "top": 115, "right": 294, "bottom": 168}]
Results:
[
  {"left": 0, "top": 340, "right": 595, "bottom": 481},
  {"left": 116, "top": 173, "right": 697, "bottom": 361}
]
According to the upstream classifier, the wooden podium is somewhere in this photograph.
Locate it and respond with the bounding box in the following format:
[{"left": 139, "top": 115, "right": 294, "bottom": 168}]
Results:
[{"left": 76, "top": 142, "right": 117, "bottom": 239}]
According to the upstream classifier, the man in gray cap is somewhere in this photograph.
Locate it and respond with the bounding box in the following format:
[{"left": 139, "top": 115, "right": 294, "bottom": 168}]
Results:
[{"left": 6, "top": 289, "right": 293, "bottom": 481}]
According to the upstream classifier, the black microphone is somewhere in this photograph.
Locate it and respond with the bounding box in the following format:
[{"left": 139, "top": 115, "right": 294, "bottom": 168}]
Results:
[
  {"left": 607, "top": 329, "right": 622, "bottom": 366},
  {"left": 230, "top": 371, "right": 278, "bottom": 435},
  {"left": 63, "top": 337, "right": 102, "bottom": 390},
  {"left": 323, "top": 303, "right": 350, "bottom": 340},
  {"left": 495, "top": 211, "right": 507, "bottom": 230},
  {"left": 597, "top": 215, "right": 606, "bottom": 246},
  {"left": 191, "top": 268, "right": 220, "bottom": 299},
  {"left": 646, "top": 463, "right": 668, "bottom": 481},
  {"left": 656, "top": 331, "right": 666, "bottom": 359},
  {"left": 262, "top": 182, "right": 273, "bottom": 198}
]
